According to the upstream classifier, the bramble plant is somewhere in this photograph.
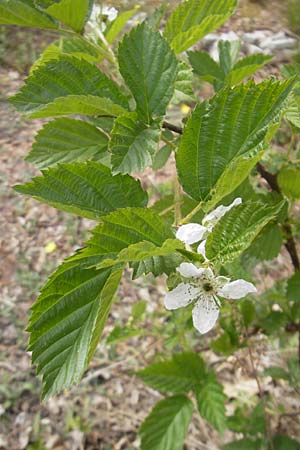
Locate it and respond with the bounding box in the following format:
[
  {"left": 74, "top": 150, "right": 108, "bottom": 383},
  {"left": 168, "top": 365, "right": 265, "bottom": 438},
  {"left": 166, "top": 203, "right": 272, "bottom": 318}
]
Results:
[{"left": 2, "top": 0, "right": 300, "bottom": 448}]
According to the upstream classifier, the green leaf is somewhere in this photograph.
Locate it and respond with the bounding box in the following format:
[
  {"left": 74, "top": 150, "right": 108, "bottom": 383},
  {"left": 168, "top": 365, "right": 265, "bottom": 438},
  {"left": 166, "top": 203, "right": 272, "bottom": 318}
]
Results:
[
  {"left": 285, "top": 97, "right": 300, "bottom": 128},
  {"left": 30, "top": 37, "right": 103, "bottom": 73},
  {"left": 28, "top": 261, "right": 122, "bottom": 399},
  {"left": 240, "top": 300, "right": 255, "bottom": 328},
  {"left": 226, "top": 54, "right": 273, "bottom": 86},
  {"left": 10, "top": 55, "right": 128, "bottom": 118},
  {"left": 139, "top": 395, "right": 194, "bottom": 450},
  {"left": 195, "top": 373, "right": 226, "bottom": 432},
  {"left": 206, "top": 201, "right": 284, "bottom": 264},
  {"left": 97, "top": 239, "right": 183, "bottom": 270},
  {"left": 72, "top": 207, "right": 176, "bottom": 275},
  {"left": 106, "top": 325, "right": 141, "bottom": 344},
  {"left": 118, "top": 23, "right": 178, "bottom": 123},
  {"left": 172, "top": 61, "right": 195, "bottom": 104},
  {"left": 110, "top": 113, "right": 161, "bottom": 174},
  {"left": 105, "top": 7, "right": 138, "bottom": 44},
  {"left": 218, "top": 39, "right": 241, "bottom": 75},
  {"left": 46, "top": 0, "right": 88, "bottom": 32},
  {"left": 131, "top": 300, "right": 147, "bottom": 321},
  {"left": 164, "top": 0, "right": 237, "bottom": 54},
  {"left": 152, "top": 144, "right": 172, "bottom": 170},
  {"left": 287, "top": 272, "right": 300, "bottom": 303},
  {"left": 263, "top": 366, "right": 289, "bottom": 380},
  {"left": 278, "top": 165, "right": 300, "bottom": 200},
  {"left": 26, "top": 118, "right": 108, "bottom": 169},
  {"left": 137, "top": 352, "right": 206, "bottom": 394},
  {"left": 188, "top": 50, "right": 224, "bottom": 83},
  {"left": 241, "top": 224, "right": 283, "bottom": 266},
  {"left": 15, "top": 162, "right": 147, "bottom": 219},
  {"left": 146, "top": 3, "right": 168, "bottom": 30},
  {"left": 0, "top": 0, "right": 57, "bottom": 28},
  {"left": 176, "top": 79, "right": 294, "bottom": 207}
]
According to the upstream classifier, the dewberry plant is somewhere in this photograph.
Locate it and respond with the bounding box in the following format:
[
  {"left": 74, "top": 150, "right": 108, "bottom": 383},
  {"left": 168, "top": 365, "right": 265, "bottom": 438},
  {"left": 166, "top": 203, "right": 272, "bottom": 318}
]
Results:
[{"left": 2, "top": 0, "right": 300, "bottom": 448}]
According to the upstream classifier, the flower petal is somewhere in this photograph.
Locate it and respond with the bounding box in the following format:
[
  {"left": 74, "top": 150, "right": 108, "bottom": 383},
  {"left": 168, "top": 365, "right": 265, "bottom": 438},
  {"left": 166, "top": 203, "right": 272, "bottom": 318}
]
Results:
[
  {"left": 176, "top": 223, "right": 207, "bottom": 245},
  {"left": 197, "top": 240, "right": 208, "bottom": 261},
  {"left": 217, "top": 279, "right": 257, "bottom": 299},
  {"left": 177, "top": 262, "right": 205, "bottom": 278},
  {"left": 164, "top": 283, "right": 200, "bottom": 310},
  {"left": 203, "top": 197, "right": 242, "bottom": 229},
  {"left": 192, "top": 296, "right": 219, "bottom": 334}
]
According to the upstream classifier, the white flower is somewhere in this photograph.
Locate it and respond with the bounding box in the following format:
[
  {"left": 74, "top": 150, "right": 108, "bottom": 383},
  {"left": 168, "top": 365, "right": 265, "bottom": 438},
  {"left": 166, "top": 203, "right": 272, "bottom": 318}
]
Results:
[
  {"left": 164, "top": 262, "right": 256, "bottom": 334},
  {"left": 88, "top": 5, "right": 118, "bottom": 32},
  {"left": 176, "top": 198, "right": 242, "bottom": 246},
  {"left": 102, "top": 6, "right": 118, "bottom": 22}
]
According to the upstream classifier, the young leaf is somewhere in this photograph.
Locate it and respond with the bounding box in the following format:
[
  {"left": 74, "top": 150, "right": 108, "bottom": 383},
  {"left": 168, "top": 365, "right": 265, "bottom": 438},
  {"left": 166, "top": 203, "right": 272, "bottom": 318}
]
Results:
[
  {"left": 218, "top": 39, "right": 241, "bottom": 75},
  {"left": 278, "top": 166, "right": 300, "bottom": 200},
  {"left": 10, "top": 55, "right": 128, "bottom": 118},
  {"left": 176, "top": 79, "right": 294, "bottom": 207},
  {"left": 172, "top": 61, "right": 195, "bottom": 104},
  {"left": 206, "top": 200, "right": 284, "bottom": 264},
  {"left": 28, "top": 262, "right": 122, "bottom": 400},
  {"left": 110, "top": 113, "right": 161, "bottom": 174},
  {"left": 0, "top": 0, "right": 57, "bottom": 28},
  {"left": 105, "top": 7, "right": 138, "bottom": 44},
  {"left": 26, "top": 118, "right": 108, "bottom": 169},
  {"left": 46, "top": 0, "right": 89, "bottom": 32},
  {"left": 195, "top": 373, "right": 227, "bottom": 432},
  {"left": 118, "top": 22, "right": 178, "bottom": 123},
  {"left": 15, "top": 162, "right": 148, "bottom": 219},
  {"left": 164, "top": 0, "right": 237, "bottom": 54},
  {"left": 137, "top": 352, "right": 206, "bottom": 394},
  {"left": 97, "top": 239, "right": 184, "bottom": 270},
  {"left": 139, "top": 395, "right": 194, "bottom": 450},
  {"left": 188, "top": 50, "right": 224, "bottom": 83},
  {"left": 226, "top": 54, "right": 273, "bottom": 86},
  {"left": 241, "top": 224, "right": 283, "bottom": 266}
]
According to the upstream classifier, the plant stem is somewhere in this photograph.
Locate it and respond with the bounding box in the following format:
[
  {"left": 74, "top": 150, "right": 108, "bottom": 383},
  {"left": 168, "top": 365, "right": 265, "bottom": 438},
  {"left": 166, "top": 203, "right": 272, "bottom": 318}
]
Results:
[
  {"left": 162, "top": 121, "right": 183, "bottom": 135},
  {"left": 174, "top": 176, "right": 182, "bottom": 226},
  {"left": 179, "top": 200, "right": 203, "bottom": 225}
]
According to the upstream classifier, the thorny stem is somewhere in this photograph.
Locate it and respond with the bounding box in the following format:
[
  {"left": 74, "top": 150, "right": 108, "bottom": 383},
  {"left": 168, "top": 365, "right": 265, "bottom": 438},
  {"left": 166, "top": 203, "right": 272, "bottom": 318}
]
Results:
[{"left": 245, "top": 329, "right": 274, "bottom": 450}]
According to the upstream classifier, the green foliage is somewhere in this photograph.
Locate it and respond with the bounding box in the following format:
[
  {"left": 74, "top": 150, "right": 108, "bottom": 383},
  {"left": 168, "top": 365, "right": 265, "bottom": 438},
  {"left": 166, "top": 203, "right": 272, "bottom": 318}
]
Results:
[
  {"left": 139, "top": 395, "right": 194, "bottom": 450},
  {"left": 105, "top": 7, "right": 138, "bottom": 44},
  {"left": 137, "top": 352, "right": 206, "bottom": 394},
  {"left": 195, "top": 373, "right": 227, "bottom": 432},
  {"left": 287, "top": 272, "right": 300, "bottom": 302},
  {"left": 241, "top": 224, "right": 283, "bottom": 267},
  {"left": 164, "top": 0, "right": 237, "bottom": 54},
  {"left": 110, "top": 113, "right": 161, "bottom": 174},
  {"left": 28, "top": 263, "right": 122, "bottom": 399},
  {"left": 176, "top": 80, "right": 294, "bottom": 208},
  {"left": 0, "top": 0, "right": 57, "bottom": 28},
  {"left": 172, "top": 61, "right": 195, "bottom": 104},
  {"left": 45, "top": 0, "right": 89, "bottom": 32},
  {"left": 278, "top": 165, "right": 300, "bottom": 200},
  {"left": 222, "top": 439, "right": 263, "bottom": 450},
  {"left": 10, "top": 55, "right": 128, "bottom": 118},
  {"left": 15, "top": 162, "right": 148, "bottom": 219},
  {"left": 118, "top": 22, "right": 178, "bottom": 123},
  {"left": 206, "top": 200, "right": 284, "bottom": 264},
  {"left": 26, "top": 118, "right": 108, "bottom": 169}
]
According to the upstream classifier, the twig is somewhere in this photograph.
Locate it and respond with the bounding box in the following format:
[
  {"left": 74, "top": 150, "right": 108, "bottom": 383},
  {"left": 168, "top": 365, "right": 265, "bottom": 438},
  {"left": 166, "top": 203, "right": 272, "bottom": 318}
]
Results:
[{"left": 162, "top": 121, "right": 183, "bottom": 135}]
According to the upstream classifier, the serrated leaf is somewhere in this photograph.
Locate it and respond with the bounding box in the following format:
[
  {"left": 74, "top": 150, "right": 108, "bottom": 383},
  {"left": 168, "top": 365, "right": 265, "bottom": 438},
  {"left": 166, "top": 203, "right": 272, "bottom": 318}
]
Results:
[
  {"left": 206, "top": 201, "right": 284, "bottom": 264},
  {"left": 137, "top": 352, "right": 206, "bottom": 394},
  {"left": 176, "top": 79, "right": 294, "bottom": 207},
  {"left": 105, "top": 7, "right": 138, "bottom": 43},
  {"left": 278, "top": 165, "right": 300, "bottom": 200},
  {"left": 188, "top": 50, "right": 224, "bottom": 83},
  {"left": 172, "top": 61, "right": 195, "bottom": 104},
  {"left": 219, "top": 39, "right": 241, "bottom": 74},
  {"left": 26, "top": 118, "right": 108, "bottom": 169},
  {"left": 97, "top": 239, "right": 183, "bottom": 270},
  {"left": 28, "top": 262, "right": 122, "bottom": 399},
  {"left": 30, "top": 37, "right": 103, "bottom": 73},
  {"left": 285, "top": 98, "right": 300, "bottom": 128},
  {"left": 110, "top": 113, "right": 161, "bottom": 174},
  {"left": 72, "top": 207, "right": 176, "bottom": 278},
  {"left": 226, "top": 53, "right": 273, "bottom": 86},
  {"left": 0, "top": 0, "right": 57, "bottom": 28},
  {"left": 195, "top": 373, "right": 226, "bottom": 432},
  {"left": 118, "top": 23, "right": 178, "bottom": 123},
  {"left": 146, "top": 3, "right": 168, "bottom": 30},
  {"left": 287, "top": 273, "right": 300, "bottom": 303},
  {"left": 242, "top": 224, "right": 283, "bottom": 266},
  {"left": 139, "top": 395, "right": 194, "bottom": 450},
  {"left": 273, "top": 434, "right": 300, "bottom": 450},
  {"left": 15, "top": 162, "right": 147, "bottom": 219},
  {"left": 152, "top": 145, "right": 172, "bottom": 171},
  {"left": 46, "top": 0, "right": 88, "bottom": 32},
  {"left": 164, "top": 0, "right": 237, "bottom": 54},
  {"left": 222, "top": 439, "right": 263, "bottom": 450},
  {"left": 10, "top": 55, "right": 128, "bottom": 118}
]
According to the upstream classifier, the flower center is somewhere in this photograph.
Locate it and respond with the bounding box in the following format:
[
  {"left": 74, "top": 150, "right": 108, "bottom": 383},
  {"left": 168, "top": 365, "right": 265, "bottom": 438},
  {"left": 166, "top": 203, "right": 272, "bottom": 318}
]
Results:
[{"left": 202, "top": 282, "right": 213, "bottom": 292}]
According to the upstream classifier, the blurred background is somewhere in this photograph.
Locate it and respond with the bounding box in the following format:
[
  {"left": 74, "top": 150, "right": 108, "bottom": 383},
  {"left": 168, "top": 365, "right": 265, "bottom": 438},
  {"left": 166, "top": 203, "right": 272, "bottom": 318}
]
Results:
[{"left": 1, "top": 1, "right": 300, "bottom": 449}]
